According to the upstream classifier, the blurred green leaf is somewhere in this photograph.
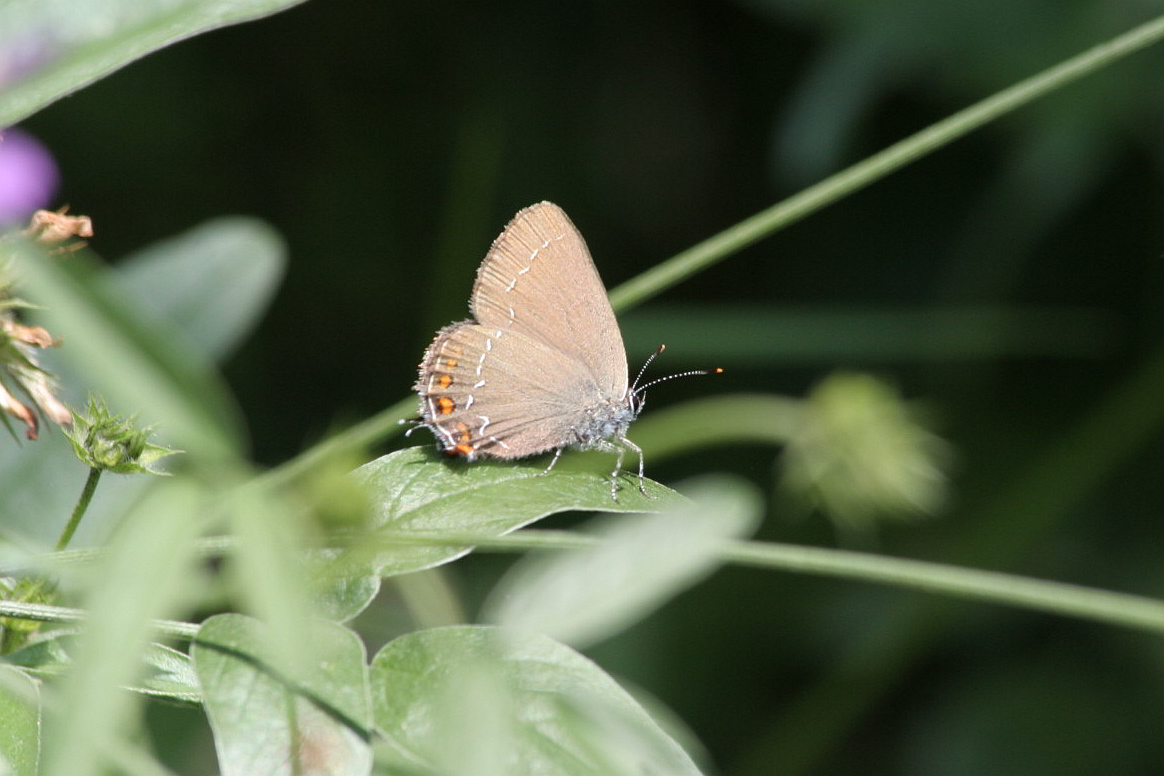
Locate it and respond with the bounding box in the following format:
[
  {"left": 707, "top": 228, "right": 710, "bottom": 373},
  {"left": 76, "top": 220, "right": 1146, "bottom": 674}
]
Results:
[
  {"left": 224, "top": 485, "right": 321, "bottom": 675},
  {"left": 43, "top": 478, "right": 203, "bottom": 776},
  {"left": 377, "top": 650, "right": 515, "bottom": 776},
  {"left": 192, "top": 613, "right": 371, "bottom": 776},
  {"left": 111, "top": 217, "right": 286, "bottom": 362},
  {"left": 122, "top": 640, "right": 203, "bottom": 703},
  {"left": 370, "top": 625, "right": 704, "bottom": 776},
  {"left": 0, "top": 218, "right": 283, "bottom": 544},
  {"left": 6, "top": 633, "right": 200, "bottom": 702},
  {"left": 485, "top": 475, "right": 762, "bottom": 649},
  {"left": 294, "top": 454, "right": 383, "bottom": 623},
  {"left": 308, "top": 555, "right": 381, "bottom": 623},
  {"left": 352, "top": 447, "right": 688, "bottom": 578},
  {"left": 10, "top": 238, "right": 239, "bottom": 464},
  {"left": 0, "top": 665, "right": 39, "bottom": 776},
  {"left": 0, "top": 0, "right": 309, "bottom": 127}
]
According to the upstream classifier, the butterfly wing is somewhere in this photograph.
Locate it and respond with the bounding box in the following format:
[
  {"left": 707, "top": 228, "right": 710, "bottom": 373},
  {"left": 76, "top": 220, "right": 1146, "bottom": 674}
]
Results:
[
  {"left": 415, "top": 320, "right": 608, "bottom": 459},
  {"left": 415, "top": 202, "right": 633, "bottom": 461},
  {"left": 469, "top": 201, "right": 629, "bottom": 402}
]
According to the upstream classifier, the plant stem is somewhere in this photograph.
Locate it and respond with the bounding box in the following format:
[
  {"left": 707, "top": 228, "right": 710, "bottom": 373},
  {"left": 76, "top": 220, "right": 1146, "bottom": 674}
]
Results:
[
  {"left": 56, "top": 467, "right": 101, "bottom": 551},
  {"left": 0, "top": 598, "right": 199, "bottom": 640},
  {"left": 399, "top": 529, "right": 1164, "bottom": 636},
  {"left": 718, "top": 540, "right": 1164, "bottom": 635}
]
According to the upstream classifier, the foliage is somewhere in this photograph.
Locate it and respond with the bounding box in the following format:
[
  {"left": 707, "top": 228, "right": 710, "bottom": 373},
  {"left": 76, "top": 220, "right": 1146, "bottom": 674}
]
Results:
[{"left": 1, "top": 2, "right": 1163, "bottom": 775}]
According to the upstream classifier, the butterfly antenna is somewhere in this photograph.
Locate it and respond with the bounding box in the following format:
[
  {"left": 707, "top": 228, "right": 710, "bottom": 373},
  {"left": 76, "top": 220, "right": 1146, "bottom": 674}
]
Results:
[
  {"left": 630, "top": 344, "right": 667, "bottom": 392},
  {"left": 631, "top": 344, "right": 723, "bottom": 398}
]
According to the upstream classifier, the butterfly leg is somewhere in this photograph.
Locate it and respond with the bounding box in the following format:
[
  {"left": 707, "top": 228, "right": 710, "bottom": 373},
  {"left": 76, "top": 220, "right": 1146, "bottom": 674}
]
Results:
[
  {"left": 539, "top": 447, "right": 564, "bottom": 476},
  {"left": 619, "top": 438, "right": 650, "bottom": 498},
  {"left": 609, "top": 446, "right": 628, "bottom": 500}
]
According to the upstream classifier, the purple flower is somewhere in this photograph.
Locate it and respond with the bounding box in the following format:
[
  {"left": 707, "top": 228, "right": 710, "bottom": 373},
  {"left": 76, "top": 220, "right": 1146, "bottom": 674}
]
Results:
[{"left": 0, "top": 129, "right": 60, "bottom": 226}]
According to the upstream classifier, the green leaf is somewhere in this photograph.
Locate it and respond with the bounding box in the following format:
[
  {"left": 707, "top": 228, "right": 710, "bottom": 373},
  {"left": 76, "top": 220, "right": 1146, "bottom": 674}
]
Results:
[
  {"left": 484, "top": 475, "right": 762, "bottom": 649},
  {"left": 42, "top": 478, "right": 204, "bottom": 776},
  {"left": 11, "top": 239, "right": 239, "bottom": 464},
  {"left": 308, "top": 554, "right": 381, "bottom": 623},
  {"left": 0, "top": 220, "right": 283, "bottom": 545},
  {"left": 192, "top": 613, "right": 372, "bottom": 776},
  {"left": 224, "top": 485, "right": 322, "bottom": 675},
  {"left": 288, "top": 456, "right": 384, "bottom": 623},
  {"left": 370, "top": 625, "right": 704, "bottom": 776},
  {"left": 0, "top": 0, "right": 309, "bottom": 127},
  {"left": 0, "top": 665, "right": 40, "bottom": 776},
  {"left": 353, "top": 447, "right": 688, "bottom": 577},
  {"left": 6, "top": 632, "right": 200, "bottom": 703},
  {"left": 110, "top": 217, "right": 286, "bottom": 362},
  {"left": 125, "top": 641, "right": 202, "bottom": 703}
]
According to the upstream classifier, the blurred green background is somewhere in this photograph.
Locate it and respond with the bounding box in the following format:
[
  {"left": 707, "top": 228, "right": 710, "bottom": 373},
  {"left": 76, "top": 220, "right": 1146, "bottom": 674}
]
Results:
[{"left": 14, "top": 0, "right": 1164, "bottom": 773}]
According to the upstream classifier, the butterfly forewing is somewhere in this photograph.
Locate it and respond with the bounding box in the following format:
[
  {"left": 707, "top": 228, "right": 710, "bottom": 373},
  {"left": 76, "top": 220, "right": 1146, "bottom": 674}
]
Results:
[{"left": 470, "top": 202, "right": 629, "bottom": 401}]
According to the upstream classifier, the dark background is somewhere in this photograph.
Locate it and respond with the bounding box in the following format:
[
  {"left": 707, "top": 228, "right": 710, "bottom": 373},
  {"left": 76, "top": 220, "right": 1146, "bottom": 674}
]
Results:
[{"left": 20, "top": 1, "right": 1164, "bottom": 773}]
